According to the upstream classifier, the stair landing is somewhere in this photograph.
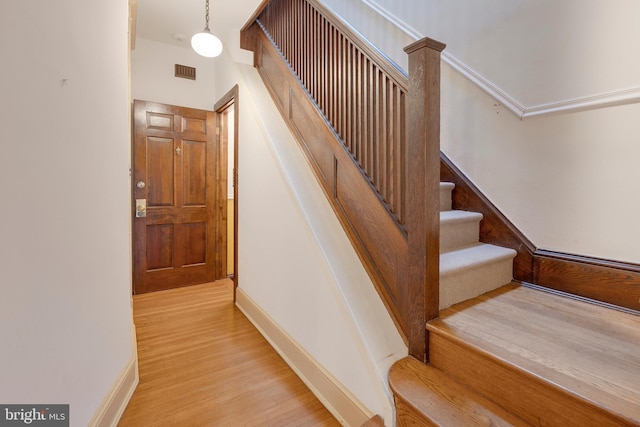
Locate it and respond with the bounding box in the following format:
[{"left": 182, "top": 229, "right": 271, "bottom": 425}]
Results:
[{"left": 428, "top": 283, "right": 640, "bottom": 426}]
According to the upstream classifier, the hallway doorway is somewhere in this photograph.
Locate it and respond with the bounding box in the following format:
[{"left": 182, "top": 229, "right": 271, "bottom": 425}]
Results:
[
  {"left": 215, "top": 86, "right": 239, "bottom": 297},
  {"left": 132, "top": 100, "right": 227, "bottom": 294}
]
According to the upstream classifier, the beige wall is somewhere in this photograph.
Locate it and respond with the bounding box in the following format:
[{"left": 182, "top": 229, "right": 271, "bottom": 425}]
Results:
[
  {"left": 227, "top": 198, "right": 234, "bottom": 275},
  {"left": 0, "top": 1, "right": 135, "bottom": 425},
  {"left": 131, "top": 38, "right": 217, "bottom": 110}
]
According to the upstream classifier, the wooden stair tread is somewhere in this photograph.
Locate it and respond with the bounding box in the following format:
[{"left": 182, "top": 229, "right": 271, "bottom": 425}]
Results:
[
  {"left": 428, "top": 283, "right": 640, "bottom": 424},
  {"left": 389, "top": 356, "right": 530, "bottom": 426}
]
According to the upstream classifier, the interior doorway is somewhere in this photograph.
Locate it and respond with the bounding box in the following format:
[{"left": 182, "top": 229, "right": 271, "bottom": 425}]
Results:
[
  {"left": 131, "top": 100, "right": 227, "bottom": 294},
  {"left": 214, "top": 86, "right": 239, "bottom": 298}
]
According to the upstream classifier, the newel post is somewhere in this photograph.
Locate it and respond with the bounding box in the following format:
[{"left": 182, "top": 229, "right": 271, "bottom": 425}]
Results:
[{"left": 403, "top": 37, "right": 446, "bottom": 360}]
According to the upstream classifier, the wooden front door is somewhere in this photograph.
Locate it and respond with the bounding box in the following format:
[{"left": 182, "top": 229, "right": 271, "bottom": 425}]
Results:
[{"left": 132, "top": 100, "right": 226, "bottom": 294}]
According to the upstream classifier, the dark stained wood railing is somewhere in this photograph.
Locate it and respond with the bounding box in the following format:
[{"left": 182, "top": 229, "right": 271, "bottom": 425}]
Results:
[
  {"left": 258, "top": 0, "right": 409, "bottom": 226},
  {"left": 241, "top": 0, "right": 444, "bottom": 359}
]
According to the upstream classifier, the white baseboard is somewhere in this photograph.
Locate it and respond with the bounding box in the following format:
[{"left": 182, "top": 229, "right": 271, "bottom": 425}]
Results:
[
  {"left": 89, "top": 326, "right": 139, "bottom": 427},
  {"left": 236, "top": 289, "right": 373, "bottom": 427}
]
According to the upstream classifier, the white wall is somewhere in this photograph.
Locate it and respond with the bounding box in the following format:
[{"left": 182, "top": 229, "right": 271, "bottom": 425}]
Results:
[
  {"left": 441, "top": 67, "right": 640, "bottom": 264},
  {"left": 132, "top": 38, "right": 217, "bottom": 110},
  {"left": 322, "top": 0, "right": 640, "bottom": 265},
  {"left": 0, "top": 1, "right": 134, "bottom": 426},
  {"left": 227, "top": 107, "right": 235, "bottom": 198},
  {"left": 214, "top": 50, "right": 407, "bottom": 424}
]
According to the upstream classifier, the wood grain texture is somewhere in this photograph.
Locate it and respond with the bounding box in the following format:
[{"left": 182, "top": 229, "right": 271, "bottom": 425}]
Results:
[
  {"left": 360, "top": 415, "right": 385, "bottom": 427},
  {"left": 243, "top": 0, "right": 445, "bottom": 360},
  {"left": 249, "top": 15, "right": 415, "bottom": 348},
  {"left": 427, "top": 284, "right": 640, "bottom": 426},
  {"left": 389, "top": 356, "right": 529, "bottom": 427},
  {"left": 256, "top": 0, "right": 408, "bottom": 222},
  {"left": 118, "top": 280, "right": 339, "bottom": 426},
  {"left": 404, "top": 37, "right": 445, "bottom": 359},
  {"left": 534, "top": 250, "right": 640, "bottom": 312},
  {"left": 132, "top": 101, "right": 224, "bottom": 294}
]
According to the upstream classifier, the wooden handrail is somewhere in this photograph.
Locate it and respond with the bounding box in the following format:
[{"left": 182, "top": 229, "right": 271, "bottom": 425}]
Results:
[
  {"left": 241, "top": 0, "right": 444, "bottom": 359},
  {"left": 256, "top": 0, "right": 408, "bottom": 225}
]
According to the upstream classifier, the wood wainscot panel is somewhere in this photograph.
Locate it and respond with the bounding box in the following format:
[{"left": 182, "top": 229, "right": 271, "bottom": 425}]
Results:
[
  {"left": 258, "top": 37, "right": 287, "bottom": 109},
  {"left": 251, "top": 22, "right": 410, "bottom": 340},
  {"left": 335, "top": 157, "right": 408, "bottom": 302},
  {"left": 289, "top": 86, "right": 336, "bottom": 183},
  {"left": 533, "top": 250, "right": 640, "bottom": 312}
]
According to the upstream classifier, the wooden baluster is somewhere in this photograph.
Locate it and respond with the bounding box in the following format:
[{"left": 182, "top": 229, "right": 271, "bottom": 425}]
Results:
[
  {"left": 329, "top": 24, "right": 335, "bottom": 129},
  {"left": 364, "top": 57, "right": 371, "bottom": 177},
  {"left": 345, "top": 39, "right": 352, "bottom": 153},
  {"left": 377, "top": 69, "right": 385, "bottom": 199},
  {"left": 245, "top": 0, "right": 445, "bottom": 358},
  {"left": 389, "top": 82, "right": 397, "bottom": 214},
  {"left": 396, "top": 90, "right": 407, "bottom": 225},
  {"left": 353, "top": 48, "right": 364, "bottom": 167}
]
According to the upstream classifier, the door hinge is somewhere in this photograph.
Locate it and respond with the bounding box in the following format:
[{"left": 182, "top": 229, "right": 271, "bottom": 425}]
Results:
[{"left": 216, "top": 127, "right": 220, "bottom": 136}]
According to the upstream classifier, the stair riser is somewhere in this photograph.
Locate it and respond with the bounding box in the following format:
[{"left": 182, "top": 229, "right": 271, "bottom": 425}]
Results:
[
  {"left": 439, "top": 258, "right": 513, "bottom": 309},
  {"left": 440, "top": 221, "right": 480, "bottom": 253},
  {"left": 440, "top": 185, "right": 453, "bottom": 211},
  {"left": 428, "top": 332, "right": 635, "bottom": 426},
  {"left": 394, "top": 401, "right": 438, "bottom": 427}
]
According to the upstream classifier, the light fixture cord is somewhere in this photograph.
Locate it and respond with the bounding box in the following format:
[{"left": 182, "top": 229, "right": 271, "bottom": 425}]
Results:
[{"left": 205, "top": 0, "right": 210, "bottom": 31}]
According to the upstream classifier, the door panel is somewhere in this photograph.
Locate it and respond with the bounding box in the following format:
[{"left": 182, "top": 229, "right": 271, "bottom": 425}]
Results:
[
  {"left": 133, "top": 100, "right": 225, "bottom": 294},
  {"left": 183, "top": 140, "right": 207, "bottom": 206},
  {"left": 146, "top": 224, "right": 174, "bottom": 270},
  {"left": 183, "top": 223, "right": 206, "bottom": 265},
  {"left": 147, "top": 137, "right": 174, "bottom": 207}
]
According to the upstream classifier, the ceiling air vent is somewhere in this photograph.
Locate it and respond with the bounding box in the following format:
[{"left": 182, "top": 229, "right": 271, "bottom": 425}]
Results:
[{"left": 175, "top": 64, "right": 196, "bottom": 80}]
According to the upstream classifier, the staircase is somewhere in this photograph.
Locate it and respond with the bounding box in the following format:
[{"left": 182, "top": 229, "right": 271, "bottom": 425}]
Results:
[
  {"left": 439, "top": 182, "right": 516, "bottom": 309},
  {"left": 240, "top": 5, "right": 640, "bottom": 426},
  {"left": 390, "top": 187, "right": 640, "bottom": 425}
]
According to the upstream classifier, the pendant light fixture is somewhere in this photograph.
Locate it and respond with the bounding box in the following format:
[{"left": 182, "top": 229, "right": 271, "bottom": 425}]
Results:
[{"left": 191, "top": 0, "right": 223, "bottom": 58}]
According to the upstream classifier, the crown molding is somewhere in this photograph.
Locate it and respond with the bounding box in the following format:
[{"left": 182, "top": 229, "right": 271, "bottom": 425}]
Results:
[
  {"left": 362, "top": 0, "right": 640, "bottom": 120},
  {"left": 521, "top": 87, "right": 640, "bottom": 119}
]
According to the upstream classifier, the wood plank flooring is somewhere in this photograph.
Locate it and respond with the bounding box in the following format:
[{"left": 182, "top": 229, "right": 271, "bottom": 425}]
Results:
[
  {"left": 119, "top": 279, "right": 340, "bottom": 426},
  {"left": 428, "top": 283, "right": 640, "bottom": 425}
]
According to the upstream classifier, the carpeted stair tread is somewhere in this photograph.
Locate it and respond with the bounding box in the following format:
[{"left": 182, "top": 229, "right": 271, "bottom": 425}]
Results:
[
  {"left": 440, "top": 210, "right": 483, "bottom": 253},
  {"left": 440, "top": 182, "right": 455, "bottom": 211},
  {"left": 440, "top": 209, "right": 483, "bottom": 223},
  {"left": 440, "top": 243, "right": 516, "bottom": 275}
]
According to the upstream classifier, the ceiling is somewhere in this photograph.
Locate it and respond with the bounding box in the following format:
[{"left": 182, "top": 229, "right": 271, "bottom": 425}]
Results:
[{"left": 134, "top": 0, "right": 263, "bottom": 51}]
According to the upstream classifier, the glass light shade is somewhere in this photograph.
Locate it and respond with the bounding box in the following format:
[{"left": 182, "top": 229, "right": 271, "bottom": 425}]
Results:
[{"left": 191, "top": 30, "right": 223, "bottom": 58}]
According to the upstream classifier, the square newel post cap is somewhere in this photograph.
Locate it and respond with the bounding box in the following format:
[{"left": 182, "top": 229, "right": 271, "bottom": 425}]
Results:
[{"left": 404, "top": 37, "right": 446, "bottom": 54}]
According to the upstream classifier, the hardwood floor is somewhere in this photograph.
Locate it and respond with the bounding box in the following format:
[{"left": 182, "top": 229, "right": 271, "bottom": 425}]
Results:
[
  {"left": 428, "top": 283, "right": 640, "bottom": 425},
  {"left": 119, "top": 279, "right": 340, "bottom": 426}
]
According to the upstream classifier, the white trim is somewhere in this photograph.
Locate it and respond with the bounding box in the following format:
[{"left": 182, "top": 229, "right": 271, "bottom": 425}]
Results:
[
  {"left": 362, "top": 0, "right": 422, "bottom": 40},
  {"left": 88, "top": 326, "right": 139, "bottom": 427},
  {"left": 362, "top": 0, "right": 640, "bottom": 120},
  {"left": 521, "top": 87, "right": 640, "bottom": 119},
  {"left": 236, "top": 289, "right": 374, "bottom": 427},
  {"left": 441, "top": 53, "right": 527, "bottom": 118}
]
